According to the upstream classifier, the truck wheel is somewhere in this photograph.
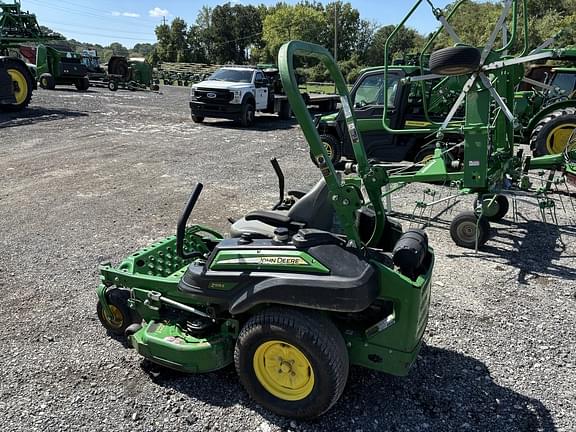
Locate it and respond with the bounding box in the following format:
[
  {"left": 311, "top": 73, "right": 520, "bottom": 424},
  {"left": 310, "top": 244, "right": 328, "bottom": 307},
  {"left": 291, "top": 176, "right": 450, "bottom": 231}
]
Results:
[
  {"left": 429, "top": 46, "right": 481, "bottom": 76},
  {"left": 278, "top": 100, "right": 291, "bottom": 120},
  {"left": 0, "top": 59, "right": 34, "bottom": 111},
  {"left": 240, "top": 101, "right": 255, "bottom": 127},
  {"left": 96, "top": 289, "right": 133, "bottom": 336},
  {"left": 191, "top": 113, "right": 204, "bottom": 123},
  {"left": 108, "top": 80, "right": 118, "bottom": 91},
  {"left": 474, "top": 194, "right": 509, "bottom": 222},
  {"left": 529, "top": 108, "right": 576, "bottom": 156},
  {"left": 39, "top": 73, "right": 56, "bottom": 90},
  {"left": 310, "top": 134, "right": 341, "bottom": 166},
  {"left": 75, "top": 77, "right": 90, "bottom": 91},
  {"left": 235, "top": 307, "right": 348, "bottom": 419},
  {"left": 450, "top": 211, "right": 490, "bottom": 249}
]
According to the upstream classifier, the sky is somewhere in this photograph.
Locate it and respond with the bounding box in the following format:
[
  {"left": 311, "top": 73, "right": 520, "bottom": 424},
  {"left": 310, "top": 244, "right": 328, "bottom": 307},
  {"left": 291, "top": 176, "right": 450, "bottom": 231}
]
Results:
[{"left": 22, "top": 0, "right": 455, "bottom": 49}]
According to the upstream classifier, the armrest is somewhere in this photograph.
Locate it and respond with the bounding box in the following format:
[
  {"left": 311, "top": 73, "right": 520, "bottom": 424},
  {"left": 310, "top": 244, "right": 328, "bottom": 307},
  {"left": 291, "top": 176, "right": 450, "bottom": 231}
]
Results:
[{"left": 244, "top": 210, "right": 304, "bottom": 229}]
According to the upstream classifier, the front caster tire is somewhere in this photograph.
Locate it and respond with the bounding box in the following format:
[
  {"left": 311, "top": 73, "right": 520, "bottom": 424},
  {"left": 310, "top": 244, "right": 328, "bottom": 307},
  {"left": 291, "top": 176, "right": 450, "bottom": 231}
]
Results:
[
  {"left": 450, "top": 211, "right": 490, "bottom": 249},
  {"left": 474, "top": 194, "right": 509, "bottom": 222},
  {"left": 235, "top": 307, "right": 348, "bottom": 419},
  {"left": 96, "top": 289, "right": 134, "bottom": 336}
]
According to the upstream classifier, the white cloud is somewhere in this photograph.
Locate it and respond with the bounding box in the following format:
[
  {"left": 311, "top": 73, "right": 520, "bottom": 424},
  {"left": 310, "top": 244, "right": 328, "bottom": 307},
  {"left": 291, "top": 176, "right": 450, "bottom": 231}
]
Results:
[
  {"left": 111, "top": 11, "right": 141, "bottom": 17},
  {"left": 149, "top": 7, "right": 169, "bottom": 17}
]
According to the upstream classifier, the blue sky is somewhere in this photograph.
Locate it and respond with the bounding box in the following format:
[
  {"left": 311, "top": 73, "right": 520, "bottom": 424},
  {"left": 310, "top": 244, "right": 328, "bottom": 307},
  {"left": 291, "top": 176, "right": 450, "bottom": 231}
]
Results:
[{"left": 23, "top": 0, "right": 454, "bottom": 48}]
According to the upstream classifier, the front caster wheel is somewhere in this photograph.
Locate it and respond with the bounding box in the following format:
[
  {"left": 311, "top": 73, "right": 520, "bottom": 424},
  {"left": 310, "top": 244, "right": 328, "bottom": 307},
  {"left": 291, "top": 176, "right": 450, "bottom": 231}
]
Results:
[
  {"left": 96, "top": 289, "right": 134, "bottom": 336},
  {"left": 235, "top": 307, "right": 348, "bottom": 419},
  {"left": 474, "top": 194, "right": 509, "bottom": 222},
  {"left": 450, "top": 211, "right": 490, "bottom": 249}
]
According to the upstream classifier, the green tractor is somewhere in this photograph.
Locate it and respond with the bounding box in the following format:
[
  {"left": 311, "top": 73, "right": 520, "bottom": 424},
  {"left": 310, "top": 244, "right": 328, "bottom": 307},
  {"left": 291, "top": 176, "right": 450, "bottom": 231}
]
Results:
[
  {"left": 0, "top": 0, "right": 58, "bottom": 110},
  {"left": 515, "top": 65, "right": 576, "bottom": 156},
  {"left": 315, "top": 50, "right": 576, "bottom": 166},
  {"left": 96, "top": 42, "right": 435, "bottom": 419},
  {"left": 35, "top": 44, "right": 90, "bottom": 91}
]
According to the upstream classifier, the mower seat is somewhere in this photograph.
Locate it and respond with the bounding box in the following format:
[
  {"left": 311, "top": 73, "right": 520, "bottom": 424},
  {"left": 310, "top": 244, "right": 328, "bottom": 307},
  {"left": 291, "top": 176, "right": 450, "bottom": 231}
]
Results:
[{"left": 230, "top": 177, "right": 335, "bottom": 238}]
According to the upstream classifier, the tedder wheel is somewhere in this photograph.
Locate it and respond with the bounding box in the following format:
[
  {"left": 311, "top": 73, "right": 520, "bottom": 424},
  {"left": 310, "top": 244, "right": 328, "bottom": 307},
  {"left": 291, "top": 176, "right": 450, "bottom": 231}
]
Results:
[
  {"left": 108, "top": 80, "right": 119, "bottom": 91},
  {"left": 310, "top": 134, "right": 342, "bottom": 166},
  {"left": 474, "top": 194, "right": 509, "bottom": 222},
  {"left": 0, "top": 58, "right": 34, "bottom": 111},
  {"left": 529, "top": 107, "right": 576, "bottom": 156},
  {"left": 191, "top": 113, "right": 204, "bottom": 123},
  {"left": 240, "top": 101, "right": 256, "bottom": 127},
  {"left": 96, "top": 288, "right": 133, "bottom": 336},
  {"left": 39, "top": 73, "right": 56, "bottom": 90},
  {"left": 235, "top": 307, "right": 349, "bottom": 419},
  {"left": 429, "top": 46, "right": 481, "bottom": 76},
  {"left": 450, "top": 211, "right": 491, "bottom": 249}
]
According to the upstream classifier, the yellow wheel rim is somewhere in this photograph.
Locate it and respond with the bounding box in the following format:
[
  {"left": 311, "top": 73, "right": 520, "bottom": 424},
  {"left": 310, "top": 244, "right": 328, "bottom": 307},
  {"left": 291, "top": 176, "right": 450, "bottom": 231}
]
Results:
[
  {"left": 253, "top": 340, "right": 315, "bottom": 401},
  {"left": 7, "top": 68, "right": 28, "bottom": 105},
  {"left": 104, "top": 304, "right": 124, "bottom": 329},
  {"left": 546, "top": 123, "right": 576, "bottom": 154},
  {"left": 419, "top": 153, "right": 434, "bottom": 164},
  {"left": 322, "top": 141, "right": 334, "bottom": 160}
]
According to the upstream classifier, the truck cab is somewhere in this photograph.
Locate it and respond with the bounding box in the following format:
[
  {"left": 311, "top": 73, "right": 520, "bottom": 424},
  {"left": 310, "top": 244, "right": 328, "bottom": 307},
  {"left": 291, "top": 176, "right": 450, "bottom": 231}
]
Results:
[{"left": 190, "top": 66, "right": 278, "bottom": 127}]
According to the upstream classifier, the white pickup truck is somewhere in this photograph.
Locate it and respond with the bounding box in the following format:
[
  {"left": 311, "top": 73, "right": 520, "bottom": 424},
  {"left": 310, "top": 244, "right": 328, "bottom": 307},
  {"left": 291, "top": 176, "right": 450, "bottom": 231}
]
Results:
[{"left": 189, "top": 66, "right": 338, "bottom": 127}]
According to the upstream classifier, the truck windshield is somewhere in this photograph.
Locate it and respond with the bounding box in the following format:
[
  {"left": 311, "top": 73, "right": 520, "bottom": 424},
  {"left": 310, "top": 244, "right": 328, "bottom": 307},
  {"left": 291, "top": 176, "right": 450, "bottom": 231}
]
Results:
[
  {"left": 353, "top": 73, "right": 401, "bottom": 109},
  {"left": 208, "top": 69, "right": 253, "bottom": 83}
]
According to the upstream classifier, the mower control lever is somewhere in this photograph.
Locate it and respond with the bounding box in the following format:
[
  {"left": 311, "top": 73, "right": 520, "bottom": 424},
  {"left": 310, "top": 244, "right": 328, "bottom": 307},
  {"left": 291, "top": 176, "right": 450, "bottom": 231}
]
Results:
[
  {"left": 270, "top": 158, "right": 285, "bottom": 210},
  {"left": 176, "top": 183, "right": 204, "bottom": 260}
]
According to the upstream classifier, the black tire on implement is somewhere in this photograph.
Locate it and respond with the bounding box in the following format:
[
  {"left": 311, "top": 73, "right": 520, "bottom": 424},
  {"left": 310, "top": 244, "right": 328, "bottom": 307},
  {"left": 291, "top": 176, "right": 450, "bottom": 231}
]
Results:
[
  {"left": 529, "top": 107, "right": 576, "bottom": 156},
  {"left": 429, "top": 46, "right": 481, "bottom": 76},
  {"left": 235, "top": 307, "right": 349, "bottom": 419},
  {"left": 450, "top": 211, "right": 490, "bottom": 249}
]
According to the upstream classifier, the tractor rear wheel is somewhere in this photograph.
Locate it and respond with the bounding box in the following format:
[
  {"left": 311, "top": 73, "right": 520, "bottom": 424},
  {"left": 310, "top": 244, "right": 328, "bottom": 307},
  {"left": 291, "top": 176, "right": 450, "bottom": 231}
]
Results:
[
  {"left": 0, "top": 58, "right": 34, "bottom": 111},
  {"left": 39, "top": 73, "right": 56, "bottom": 90},
  {"left": 529, "top": 107, "right": 576, "bottom": 156},
  {"left": 429, "top": 46, "right": 481, "bottom": 76},
  {"left": 450, "top": 211, "right": 490, "bottom": 249},
  {"left": 96, "top": 288, "right": 133, "bottom": 336},
  {"left": 235, "top": 307, "right": 348, "bottom": 419}
]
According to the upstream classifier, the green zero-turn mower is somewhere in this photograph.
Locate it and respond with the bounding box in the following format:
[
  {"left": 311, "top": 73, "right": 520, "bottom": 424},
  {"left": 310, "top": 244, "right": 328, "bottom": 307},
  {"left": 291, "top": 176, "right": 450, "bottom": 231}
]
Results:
[{"left": 96, "top": 41, "right": 435, "bottom": 419}]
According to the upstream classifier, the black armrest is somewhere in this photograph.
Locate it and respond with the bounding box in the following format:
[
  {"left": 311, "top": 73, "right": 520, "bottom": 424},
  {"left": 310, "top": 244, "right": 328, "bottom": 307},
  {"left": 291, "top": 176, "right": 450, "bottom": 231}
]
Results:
[
  {"left": 287, "top": 190, "right": 306, "bottom": 199},
  {"left": 245, "top": 210, "right": 305, "bottom": 229}
]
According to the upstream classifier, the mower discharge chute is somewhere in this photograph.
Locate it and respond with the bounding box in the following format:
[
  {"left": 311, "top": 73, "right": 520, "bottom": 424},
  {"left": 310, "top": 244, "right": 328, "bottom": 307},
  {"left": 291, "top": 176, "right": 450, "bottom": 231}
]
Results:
[{"left": 97, "top": 44, "right": 435, "bottom": 420}]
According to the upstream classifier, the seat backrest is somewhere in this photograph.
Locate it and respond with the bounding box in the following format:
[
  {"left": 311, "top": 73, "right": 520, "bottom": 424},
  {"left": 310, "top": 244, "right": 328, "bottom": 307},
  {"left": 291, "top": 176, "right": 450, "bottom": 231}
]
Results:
[{"left": 288, "top": 177, "right": 335, "bottom": 231}]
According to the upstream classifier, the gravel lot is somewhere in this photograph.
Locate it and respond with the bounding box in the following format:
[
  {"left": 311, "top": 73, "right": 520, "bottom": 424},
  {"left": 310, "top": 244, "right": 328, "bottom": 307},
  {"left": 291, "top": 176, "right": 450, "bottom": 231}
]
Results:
[{"left": 1, "top": 85, "right": 574, "bottom": 432}]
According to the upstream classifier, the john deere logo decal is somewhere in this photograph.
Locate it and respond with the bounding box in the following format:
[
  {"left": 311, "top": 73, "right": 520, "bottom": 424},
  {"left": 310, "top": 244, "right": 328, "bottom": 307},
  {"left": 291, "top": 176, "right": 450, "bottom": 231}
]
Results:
[{"left": 258, "top": 256, "right": 307, "bottom": 265}]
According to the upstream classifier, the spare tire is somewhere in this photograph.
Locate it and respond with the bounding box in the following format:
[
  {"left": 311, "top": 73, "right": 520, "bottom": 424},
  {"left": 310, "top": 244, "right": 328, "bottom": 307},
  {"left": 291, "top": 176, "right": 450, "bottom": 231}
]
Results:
[{"left": 429, "top": 46, "right": 481, "bottom": 76}]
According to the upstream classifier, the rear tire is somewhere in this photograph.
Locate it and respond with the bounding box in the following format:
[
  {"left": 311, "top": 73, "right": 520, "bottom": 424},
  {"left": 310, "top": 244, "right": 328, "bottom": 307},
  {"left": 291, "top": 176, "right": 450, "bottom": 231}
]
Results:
[
  {"left": 75, "top": 77, "right": 90, "bottom": 91},
  {"left": 108, "top": 80, "right": 118, "bottom": 91},
  {"left": 39, "top": 73, "right": 56, "bottom": 90},
  {"left": 450, "top": 211, "right": 490, "bottom": 249},
  {"left": 310, "top": 134, "right": 342, "bottom": 166},
  {"left": 529, "top": 107, "right": 576, "bottom": 156},
  {"left": 0, "top": 58, "right": 34, "bottom": 111},
  {"left": 240, "top": 101, "right": 255, "bottom": 127},
  {"left": 235, "top": 307, "right": 348, "bottom": 419},
  {"left": 429, "top": 46, "right": 481, "bottom": 76},
  {"left": 191, "top": 113, "right": 204, "bottom": 123}
]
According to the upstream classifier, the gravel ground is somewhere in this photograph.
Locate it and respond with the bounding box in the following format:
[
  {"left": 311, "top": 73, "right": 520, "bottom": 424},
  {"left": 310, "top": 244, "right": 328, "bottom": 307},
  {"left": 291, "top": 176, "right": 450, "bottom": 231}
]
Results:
[{"left": 0, "top": 85, "right": 575, "bottom": 432}]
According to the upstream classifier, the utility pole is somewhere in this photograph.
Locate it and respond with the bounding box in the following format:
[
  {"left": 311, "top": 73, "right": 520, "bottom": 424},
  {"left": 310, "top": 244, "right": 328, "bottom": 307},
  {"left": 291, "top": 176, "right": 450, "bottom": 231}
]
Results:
[
  {"left": 333, "top": 2, "right": 338, "bottom": 63},
  {"left": 162, "top": 16, "right": 166, "bottom": 26}
]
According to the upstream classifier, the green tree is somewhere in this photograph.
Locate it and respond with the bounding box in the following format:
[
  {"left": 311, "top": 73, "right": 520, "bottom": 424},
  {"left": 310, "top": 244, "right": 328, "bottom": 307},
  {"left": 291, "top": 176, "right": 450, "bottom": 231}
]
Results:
[
  {"left": 366, "top": 25, "right": 425, "bottom": 66},
  {"left": 108, "top": 42, "right": 129, "bottom": 57},
  {"left": 262, "top": 3, "right": 327, "bottom": 59},
  {"left": 322, "top": 2, "right": 361, "bottom": 61}
]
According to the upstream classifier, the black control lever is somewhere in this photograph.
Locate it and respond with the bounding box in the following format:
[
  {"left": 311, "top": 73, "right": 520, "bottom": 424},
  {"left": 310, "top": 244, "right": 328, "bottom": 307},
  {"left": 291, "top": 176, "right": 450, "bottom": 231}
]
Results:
[
  {"left": 270, "top": 158, "right": 285, "bottom": 210},
  {"left": 176, "top": 183, "right": 204, "bottom": 260}
]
